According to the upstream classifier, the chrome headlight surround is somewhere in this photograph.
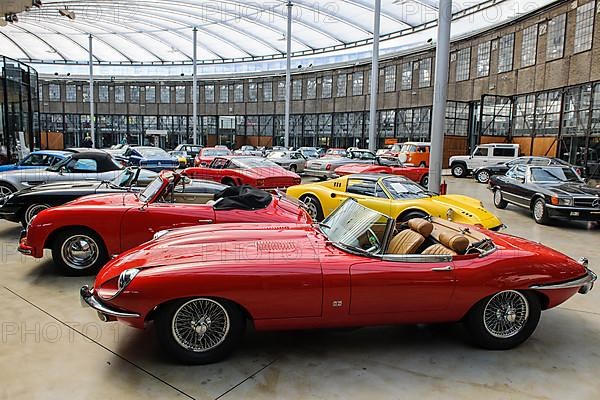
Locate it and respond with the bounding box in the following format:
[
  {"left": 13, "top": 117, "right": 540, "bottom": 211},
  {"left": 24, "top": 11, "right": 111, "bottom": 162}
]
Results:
[
  {"left": 117, "top": 268, "right": 140, "bottom": 294},
  {"left": 153, "top": 230, "right": 170, "bottom": 240},
  {"left": 446, "top": 208, "right": 455, "bottom": 221},
  {"left": 557, "top": 197, "right": 573, "bottom": 206}
]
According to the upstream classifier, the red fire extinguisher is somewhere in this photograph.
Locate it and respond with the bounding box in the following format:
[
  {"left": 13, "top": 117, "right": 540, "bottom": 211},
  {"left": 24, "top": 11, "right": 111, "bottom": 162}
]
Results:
[{"left": 440, "top": 180, "right": 447, "bottom": 195}]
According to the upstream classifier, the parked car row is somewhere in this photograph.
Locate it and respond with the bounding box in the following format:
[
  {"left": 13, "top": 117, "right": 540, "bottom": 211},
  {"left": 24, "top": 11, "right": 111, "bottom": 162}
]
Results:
[{"left": 1, "top": 141, "right": 595, "bottom": 366}]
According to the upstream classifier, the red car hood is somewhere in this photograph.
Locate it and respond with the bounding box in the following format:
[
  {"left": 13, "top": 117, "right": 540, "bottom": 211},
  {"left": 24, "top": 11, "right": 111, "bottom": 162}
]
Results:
[
  {"left": 65, "top": 192, "right": 138, "bottom": 207},
  {"left": 335, "top": 164, "right": 388, "bottom": 175},
  {"left": 95, "top": 223, "right": 317, "bottom": 283},
  {"left": 242, "top": 166, "right": 299, "bottom": 179}
]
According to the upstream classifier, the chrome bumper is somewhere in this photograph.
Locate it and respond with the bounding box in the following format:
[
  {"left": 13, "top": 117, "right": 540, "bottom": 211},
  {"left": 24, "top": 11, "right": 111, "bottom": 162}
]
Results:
[
  {"left": 530, "top": 267, "right": 597, "bottom": 295},
  {"left": 80, "top": 285, "right": 140, "bottom": 318}
]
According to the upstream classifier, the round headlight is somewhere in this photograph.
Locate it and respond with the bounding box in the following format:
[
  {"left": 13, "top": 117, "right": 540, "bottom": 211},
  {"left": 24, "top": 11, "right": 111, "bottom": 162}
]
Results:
[{"left": 117, "top": 268, "right": 140, "bottom": 291}]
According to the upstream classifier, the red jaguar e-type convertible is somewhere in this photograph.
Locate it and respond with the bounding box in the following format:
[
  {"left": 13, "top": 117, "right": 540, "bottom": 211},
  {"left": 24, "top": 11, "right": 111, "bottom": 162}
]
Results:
[
  {"left": 81, "top": 199, "right": 595, "bottom": 364},
  {"left": 335, "top": 158, "right": 430, "bottom": 186},
  {"left": 19, "top": 171, "right": 310, "bottom": 275},
  {"left": 183, "top": 156, "right": 301, "bottom": 189}
]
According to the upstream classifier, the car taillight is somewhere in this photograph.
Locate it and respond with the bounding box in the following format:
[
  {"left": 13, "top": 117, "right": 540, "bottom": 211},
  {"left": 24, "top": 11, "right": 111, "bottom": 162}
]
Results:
[
  {"left": 294, "top": 178, "right": 301, "bottom": 184},
  {"left": 326, "top": 164, "right": 332, "bottom": 170},
  {"left": 256, "top": 179, "right": 264, "bottom": 186}
]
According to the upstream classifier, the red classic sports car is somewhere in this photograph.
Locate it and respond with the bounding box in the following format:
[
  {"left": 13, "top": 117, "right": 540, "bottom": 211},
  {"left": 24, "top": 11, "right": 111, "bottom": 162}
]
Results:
[
  {"left": 335, "top": 159, "right": 430, "bottom": 186},
  {"left": 194, "top": 147, "right": 232, "bottom": 167},
  {"left": 183, "top": 156, "right": 301, "bottom": 189},
  {"left": 18, "top": 171, "right": 310, "bottom": 275},
  {"left": 81, "top": 199, "right": 595, "bottom": 364}
]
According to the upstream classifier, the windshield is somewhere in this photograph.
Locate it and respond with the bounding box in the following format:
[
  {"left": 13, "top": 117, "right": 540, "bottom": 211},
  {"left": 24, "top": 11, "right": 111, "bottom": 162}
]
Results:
[
  {"left": 138, "top": 176, "right": 166, "bottom": 202},
  {"left": 400, "top": 144, "right": 416, "bottom": 153},
  {"left": 530, "top": 167, "right": 581, "bottom": 183},
  {"left": 137, "top": 147, "right": 169, "bottom": 158},
  {"left": 203, "top": 149, "right": 231, "bottom": 157},
  {"left": 320, "top": 199, "right": 390, "bottom": 254},
  {"left": 301, "top": 148, "right": 319, "bottom": 157},
  {"left": 233, "top": 157, "right": 278, "bottom": 168},
  {"left": 327, "top": 149, "right": 346, "bottom": 156},
  {"left": 381, "top": 178, "right": 430, "bottom": 199},
  {"left": 110, "top": 168, "right": 136, "bottom": 187},
  {"left": 267, "top": 151, "right": 287, "bottom": 159}
]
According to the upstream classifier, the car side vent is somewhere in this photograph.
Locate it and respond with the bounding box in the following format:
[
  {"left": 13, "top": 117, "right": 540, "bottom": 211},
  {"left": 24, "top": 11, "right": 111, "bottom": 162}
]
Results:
[
  {"left": 261, "top": 226, "right": 291, "bottom": 230},
  {"left": 256, "top": 241, "right": 296, "bottom": 252}
]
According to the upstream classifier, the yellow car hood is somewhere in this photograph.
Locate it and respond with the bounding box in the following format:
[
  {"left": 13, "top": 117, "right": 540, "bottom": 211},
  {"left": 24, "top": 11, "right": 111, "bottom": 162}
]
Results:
[{"left": 427, "top": 194, "right": 502, "bottom": 229}]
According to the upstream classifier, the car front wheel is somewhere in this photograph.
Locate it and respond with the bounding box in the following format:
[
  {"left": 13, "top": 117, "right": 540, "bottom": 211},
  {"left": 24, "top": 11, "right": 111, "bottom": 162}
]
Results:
[
  {"left": 493, "top": 189, "right": 508, "bottom": 209},
  {"left": 532, "top": 198, "right": 550, "bottom": 224},
  {"left": 51, "top": 228, "right": 108, "bottom": 276},
  {"left": 451, "top": 164, "right": 467, "bottom": 178},
  {"left": 21, "top": 203, "right": 50, "bottom": 227},
  {"left": 476, "top": 169, "right": 491, "bottom": 184},
  {"left": 156, "top": 297, "right": 244, "bottom": 364},
  {"left": 465, "top": 290, "right": 541, "bottom": 350},
  {"left": 420, "top": 174, "right": 429, "bottom": 187}
]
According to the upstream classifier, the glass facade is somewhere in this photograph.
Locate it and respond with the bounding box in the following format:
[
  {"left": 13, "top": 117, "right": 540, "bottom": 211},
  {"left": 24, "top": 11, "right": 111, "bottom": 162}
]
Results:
[{"left": 1, "top": 56, "right": 39, "bottom": 165}]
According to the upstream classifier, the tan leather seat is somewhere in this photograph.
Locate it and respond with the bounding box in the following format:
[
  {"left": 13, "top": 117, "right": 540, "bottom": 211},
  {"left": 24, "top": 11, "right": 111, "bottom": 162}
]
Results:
[
  {"left": 423, "top": 228, "right": 469, "bottom": 255},
  {"left": 387, "top": 218, "right": 433, "bottom": 255}
]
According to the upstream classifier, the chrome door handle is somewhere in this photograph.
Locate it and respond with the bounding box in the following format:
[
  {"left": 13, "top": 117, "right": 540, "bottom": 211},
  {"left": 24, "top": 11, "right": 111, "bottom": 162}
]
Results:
[
  {"left": 198, "top": 219, "right": 213, "bottom": 224},
  {"left": 431, "top": 266, "right": 453, "bottom": 272}
]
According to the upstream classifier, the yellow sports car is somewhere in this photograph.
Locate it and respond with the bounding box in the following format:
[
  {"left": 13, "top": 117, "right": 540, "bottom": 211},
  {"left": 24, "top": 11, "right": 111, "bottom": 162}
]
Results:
[{"left": 286, "top": 174, "right": 503, "bottom": 230}]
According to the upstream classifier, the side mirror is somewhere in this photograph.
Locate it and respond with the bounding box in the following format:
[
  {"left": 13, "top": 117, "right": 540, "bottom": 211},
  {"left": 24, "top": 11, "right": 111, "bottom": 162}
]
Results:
[{"left": 58, "top": 166, "right": 65, "bottom": 175}]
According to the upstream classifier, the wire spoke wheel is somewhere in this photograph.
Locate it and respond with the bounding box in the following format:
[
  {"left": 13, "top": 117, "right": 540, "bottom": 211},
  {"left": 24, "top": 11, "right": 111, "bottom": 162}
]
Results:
[
  {"left": 483, "top": 291, "right": 529, "bottom": 339},
  {"left": 172, "top": 298, "right": 230, "bottom": 352},
  {"left": 60, "top": 234, "right": 99, "bottom": 270}
]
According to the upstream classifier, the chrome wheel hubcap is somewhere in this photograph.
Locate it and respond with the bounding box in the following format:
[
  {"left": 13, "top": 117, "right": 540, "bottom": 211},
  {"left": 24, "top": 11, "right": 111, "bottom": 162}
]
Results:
[
  {"left": 61, "top": 235, "right": 99, "bottom": 270},
  {"left": 172, "top": 298, "right": 230, "bottom": 352},
  {"left": 304, "top": 198, "right": 318, "bottom": 219},
  {"left": 454, "top": 166, "right": 463, "bottom": 176},
  {"left": 478, "top": 171, "right": 489, "bottom": 182},
  {"left": 494, "top": 191, "right": 502, "bottom": 204},
  {"left": 483, "top": 291, "right": 529, "bottom": 338},
  {"left": 534, "top": 201, "right": 544, "bottom": 220},
  {"left": 25, "top": 204, "right": 49, "bottom": 226}
]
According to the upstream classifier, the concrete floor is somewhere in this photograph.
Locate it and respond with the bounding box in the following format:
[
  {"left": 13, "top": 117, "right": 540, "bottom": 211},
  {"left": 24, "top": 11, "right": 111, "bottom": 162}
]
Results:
[{"left": 1, "top": 177, "right": 599, "bottom": 400}]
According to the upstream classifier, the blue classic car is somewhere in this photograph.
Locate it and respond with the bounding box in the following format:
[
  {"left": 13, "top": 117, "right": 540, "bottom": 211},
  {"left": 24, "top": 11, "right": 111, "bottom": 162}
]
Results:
[
  {"left": 119, "top": 146, "right": 179, "bottom": 172},
  {"left": 0, "top": 150, "right": 70, "bottom": 172}
]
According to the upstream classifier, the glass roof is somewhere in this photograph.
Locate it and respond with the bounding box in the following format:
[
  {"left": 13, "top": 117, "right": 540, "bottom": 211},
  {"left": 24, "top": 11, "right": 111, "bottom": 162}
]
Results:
[{"left": 0, "top": 0, "right": 557, "bottom": 76}]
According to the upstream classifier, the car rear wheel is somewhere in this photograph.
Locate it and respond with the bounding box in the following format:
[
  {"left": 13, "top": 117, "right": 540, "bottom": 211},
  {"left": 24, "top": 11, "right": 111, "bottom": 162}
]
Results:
[
  {"left": 399, "top": 210, "right": 429, "bottom": 222},
  {"left": 532, "top": 198, "right": 550, "bottom": 224},
  {"left": 465, "top": 290, "right": 540, "bottom": 350},
  {"left": 300, "top": 195, "right": 324, "bottom": 221},
  {"left": 476, "top": 169, "right": 491, "bottom": 184},
  {"left": 289, "top": 164, "right": 297, "bottom": 173},
  {"left": 222, "top": 178, "right": 236, "bottom": 186},
  {"left": 21, "top": 203, "right": 50, "bottom": 227},
  {"left": 451, "top": 163, "right": 467, "bottom": 178},
  {"left": 0, "top": 182, "right": 17, "bottom": 197},
  {"left": 493, "top": 190, "right": 508, "bottom": 209},
  {"left": 156, "top": 297, "right": 244, "bottom": 364},
  {"left": 51, "top": 228, "right": 108, "bottom": 276},
  {"left": 420, "top": 174, "right": 429, "bottom": 187}
]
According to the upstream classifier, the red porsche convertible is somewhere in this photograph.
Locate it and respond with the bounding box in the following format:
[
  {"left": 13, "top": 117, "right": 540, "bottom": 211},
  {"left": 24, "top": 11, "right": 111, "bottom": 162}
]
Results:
[
  {"left": 335, "top": 158, "right": 430, "bottom": 186},
  {"left": 18, "top": 171, "right": 310, "bottom": 275},
  {"left": 81, "top": 199, "right": 595, "bottom": 364},
  {"left": 183, "top": 156, "right": 301, "bottom": 189}
]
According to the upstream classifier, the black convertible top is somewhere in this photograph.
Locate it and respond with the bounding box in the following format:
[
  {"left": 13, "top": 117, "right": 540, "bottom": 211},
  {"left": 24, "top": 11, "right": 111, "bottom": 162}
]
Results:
[
  {"left": 213, "top": 185, "right": 272, "bottom": 210},
  {"left": 69, "top": 152, "right": 122, "bottom": 172}
]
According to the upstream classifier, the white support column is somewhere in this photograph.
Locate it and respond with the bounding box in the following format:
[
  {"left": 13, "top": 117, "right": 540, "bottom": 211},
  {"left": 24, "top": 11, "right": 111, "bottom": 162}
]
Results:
[
  {"left": 428, "top": 0, "right": 452, "bottom": 193},
  {"left": 284, "top": 1, "right": 292, "bottom": 149},
  {"left": 88, "top": 34, "right": 95, "bottom": 148},
  {"left": 192, "top": 27, "right": 199, "bottom": 146},
  {"left": 367, "top": 0, "right": 381, "bottom": 152}
]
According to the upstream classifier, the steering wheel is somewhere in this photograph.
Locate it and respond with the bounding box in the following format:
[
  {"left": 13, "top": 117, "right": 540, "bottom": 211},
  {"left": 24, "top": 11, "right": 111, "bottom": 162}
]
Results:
[{"left": 364, "top": 228, "right": 381, "bottom": 253}]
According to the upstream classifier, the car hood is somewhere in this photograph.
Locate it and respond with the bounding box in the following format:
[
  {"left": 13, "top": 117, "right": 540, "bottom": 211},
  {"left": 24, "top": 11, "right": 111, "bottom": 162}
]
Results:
[
  {"left": 539, "top": 181, "right": 600, "bottom": 196},
  {"left": 334, "top": 164, "right": 375, "bottom": 174},
  {"left": 65, "top": 192, "right": 138, "bottom": 207},
  {"left": 95, "top": 223, "right": 317, "bottom": 282},
  {"left": 241, "top": 167, "right": 298, "bottom": 179},
  {"left": 19, "top": 180, "right": 104, "bottom": 193},
  {"left": 430, "top": 194, "right": 502, "bottom": 228}
]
